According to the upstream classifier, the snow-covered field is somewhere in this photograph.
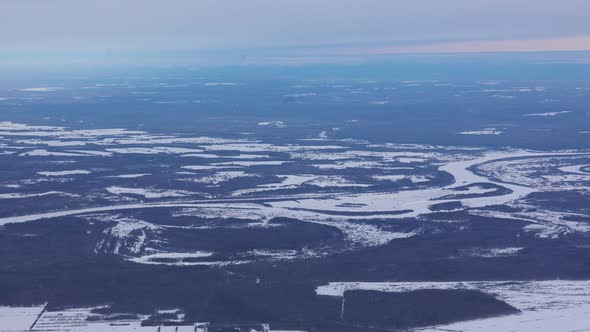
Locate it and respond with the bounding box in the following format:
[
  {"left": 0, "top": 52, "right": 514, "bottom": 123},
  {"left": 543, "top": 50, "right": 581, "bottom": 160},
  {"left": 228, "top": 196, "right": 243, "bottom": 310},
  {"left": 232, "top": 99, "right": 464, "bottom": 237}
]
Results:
[
  {"left": 3, "top": 279, "right": 589, "bottom": 331},
  {"left": 0, "top": 303, "right": 294, "bottom": 332},
  {"left": 0, "top": 304, "right": 46, "bottom": 331},
  {"left": 317, "top": 280, "right": 590, "bottom": 332}
]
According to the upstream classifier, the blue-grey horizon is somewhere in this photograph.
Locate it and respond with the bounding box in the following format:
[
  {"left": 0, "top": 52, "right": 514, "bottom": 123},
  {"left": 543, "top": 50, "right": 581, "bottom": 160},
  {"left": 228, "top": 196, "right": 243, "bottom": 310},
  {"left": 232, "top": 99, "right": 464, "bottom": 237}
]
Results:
[{"left": 2, "top": 0, "right": 590, "bottom": 65}]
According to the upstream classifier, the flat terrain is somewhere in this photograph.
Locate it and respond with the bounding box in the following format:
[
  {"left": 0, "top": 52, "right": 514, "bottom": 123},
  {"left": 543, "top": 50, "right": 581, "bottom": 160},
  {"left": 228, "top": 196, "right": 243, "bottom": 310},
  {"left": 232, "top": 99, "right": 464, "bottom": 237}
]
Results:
[{"left": 1, "top": 72, "right": 590, "bottom": 331}]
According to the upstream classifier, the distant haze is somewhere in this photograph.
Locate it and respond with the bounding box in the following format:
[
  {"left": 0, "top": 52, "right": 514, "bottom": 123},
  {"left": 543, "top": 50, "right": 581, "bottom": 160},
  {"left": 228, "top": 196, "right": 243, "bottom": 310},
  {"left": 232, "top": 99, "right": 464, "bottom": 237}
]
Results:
[{"left": 2, "top": 0, "right": 590, "bottom": 65}]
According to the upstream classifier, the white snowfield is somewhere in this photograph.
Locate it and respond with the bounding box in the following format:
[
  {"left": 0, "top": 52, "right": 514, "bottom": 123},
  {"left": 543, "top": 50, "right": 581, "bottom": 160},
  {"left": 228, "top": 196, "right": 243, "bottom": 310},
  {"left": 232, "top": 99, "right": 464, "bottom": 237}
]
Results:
[
  {"left": 105, "top": 186, "right": 193, "bottom": 199},
  {"left": 106, "top": 146, "right": 204, "bottom": 154},
  {"left": 459, "top": 128, "right": 503, "bottom": 135},
  {"left": 317, "top": 280, "right": 590, "bottom": 332},
  {"left": 523, "top": 111, "right": 571, "bottom": 117},
  {"left": 475, "top": 155, "right": 590, "bottom": 191},
  {"left": 559, "top": 164, "right": 590, "bottom": 175},
  {"left": 20, "top": 149, "right": 89, "bottom": 157},
  {"left": 127, "top": 251, "right": 221, "bottom": 266},
  {"left": 37, "top": 170, "right": 91, "bottom": 176},
  {"left": 257, "top": 120, "right": 286, "bottom": 128},
  {"left": 19, "top": 87, "right": 65, "bottom": 92},
  {"left": 213, "top": 160, "right": 286, "bottom": 166},
  {"left": 106, "top": 173, "right": 151, "bottom": 178},
  {"left": 0, "top": 303, "right": 300, "bottom": 332},
  {"left": 0, "top": 305, "right": 47, "bottom": 331},
  {"left": 0, "top": 191, "right": 78, "bottom": 200},
  {"left": 0, "top": 304, "right": 209, "bottom": 332},
  {"left": 419, "top": 305, "right": 590, "bottom": 332}
]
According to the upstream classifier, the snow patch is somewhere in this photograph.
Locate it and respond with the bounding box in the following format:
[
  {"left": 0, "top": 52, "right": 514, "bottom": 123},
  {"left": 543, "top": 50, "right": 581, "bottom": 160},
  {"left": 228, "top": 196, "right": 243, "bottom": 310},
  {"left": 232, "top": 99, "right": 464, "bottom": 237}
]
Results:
[{"left": 37, "top": 170, "right": 91, "bottom": 176}]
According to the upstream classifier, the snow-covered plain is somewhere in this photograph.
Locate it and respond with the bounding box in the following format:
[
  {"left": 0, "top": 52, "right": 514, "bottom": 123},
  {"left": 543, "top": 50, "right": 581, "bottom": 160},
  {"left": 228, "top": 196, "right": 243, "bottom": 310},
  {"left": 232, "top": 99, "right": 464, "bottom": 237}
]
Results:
[
  {"left": 0, "top": 303, "right": 294, "bottom": 331},
  {"left": 0, "top": 304, "right": 46, "bottom": 331},
  {"left": 0, "top": 191, "right": 79, "bottom": 199},
  {"left": 20, "top": 86, "right": 65, "bottom": 92},
  {"left": 459, "top": 128, "right": 503, "bottom": 135},
  {"left": 1, "top": 304, "right": 210, "bottom": 332},
  {"left": 523, "top": 111, "right": 571, "bottom": 117},
  {"left": 317, "top": 280, "right": 590, "bottom": 332},
  {"left": 127, "top": 251, "right": 219, "bottom": 266},
  {"left": 106, "top": 173, "right": 151, "bottom": 178},
  {"left": 2, "top": 121, "right": 590, "bottom": 262},
  {"left": 37, "top": 170, "right": 91, "bottom": 176},
  {"left": 420, "top": 304, "right": 590, "bottom": 332},
  {"left": 105, "top": 186, "right": 194, "bottom": 199}
]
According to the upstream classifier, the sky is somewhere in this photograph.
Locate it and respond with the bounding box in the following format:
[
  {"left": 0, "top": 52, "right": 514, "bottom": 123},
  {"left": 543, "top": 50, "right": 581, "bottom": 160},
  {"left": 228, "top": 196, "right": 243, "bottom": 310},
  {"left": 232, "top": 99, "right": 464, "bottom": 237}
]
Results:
[{"left": 2, "top": 0, "right": 590, "bottom": 65}]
